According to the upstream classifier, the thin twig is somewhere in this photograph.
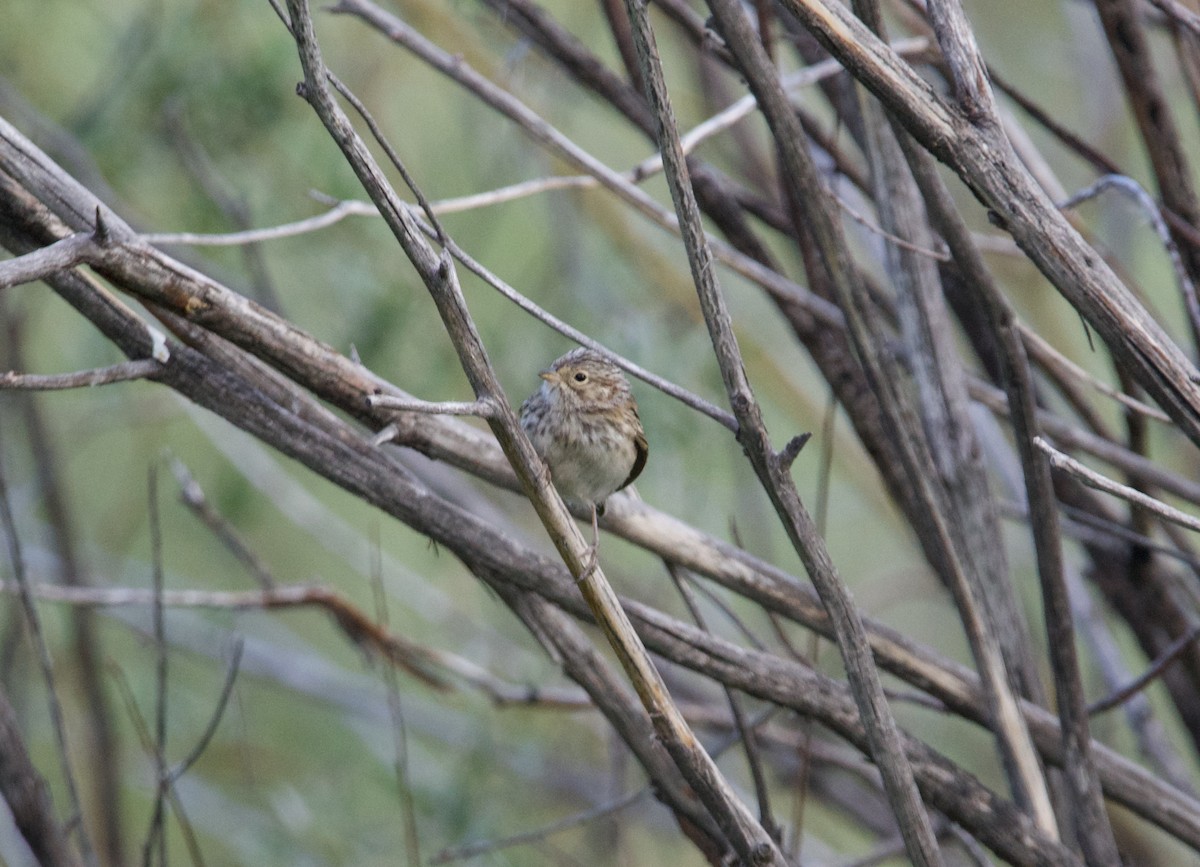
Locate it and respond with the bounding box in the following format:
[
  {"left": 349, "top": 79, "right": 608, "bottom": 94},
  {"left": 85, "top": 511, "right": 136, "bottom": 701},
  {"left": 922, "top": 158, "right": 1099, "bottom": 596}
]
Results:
[
  {"left": 366, "top": 394, "right": 498, "bottom": 417},
  {"left": 432, "top": 789, "right": 648, "bottom": 864},
  {"left": 421, "top": 177, "right": 597, "bottom": 215},
  {"left": 947, "top": 824, "right": 993, "bottom": 867},
  {"left": 370, "top": 525, "right": 422, "bottom": 867},
  {"left": 0, "top": 419, "right": 93, "bottom": 864},
  {"left": 1035, "top": 436, "right": 1200, "bottom": 533},
  {"left": 1060, "top": 174, "right": 1200, "bottom": 352},
  {"left": 142, "top": 198, "right": 377, "bottom": 246},
  {"left": 990, "top": 69, "right": 1121, "bottom": 177},
  {"left": 1089, "top": 623, "right": 1200, "bottom": 715},
  {"left": 165, "top": 638, "right": 244, "bottom": 786},
  {"left": 680, "top": 571, "right": 769, "bottom": 652},
  {"left": 332, "top": 0, "right": 844, "bottom": 330},
  {"left": 666, "top": 560, "right": 778, "bottom": 839},
  {"left": 143, "top": 463, "right": 169, "bottom": 867},
  {"left": 107, "top": 660, "right": 209, "bottom": 867},
  {"left": 1054, "top": 500, "right": 1200, "bottom": 570},
  {"left": 793, "top": 391, "right": 835, "bottom": 860},
  {"left": 328, "top": 75, "right": 448, "bottom": 248},
  {"left": 169, "top": 458, "right": 277, "bottom": 590},
  {"left": 0, "top": 358, "right": 162, "bottom": 390},
  {"left": 1017, "top": 322, "right": 1170, "bottom": 422},
  {"left": 835, "top": 190, "right": 949, "bottom": 261},
  {"left": 1065, "top": 563, "right": 1197, "bottom": 794},
  {"left": 0, "top": 581, "right": 458, "bottom": 688}
]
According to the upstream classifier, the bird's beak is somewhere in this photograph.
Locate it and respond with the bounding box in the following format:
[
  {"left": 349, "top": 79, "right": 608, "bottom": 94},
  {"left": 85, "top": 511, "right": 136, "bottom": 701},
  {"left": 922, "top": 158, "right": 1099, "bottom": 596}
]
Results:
[{"left": 539, "top": 370, "right": 556, "bottom": 383}]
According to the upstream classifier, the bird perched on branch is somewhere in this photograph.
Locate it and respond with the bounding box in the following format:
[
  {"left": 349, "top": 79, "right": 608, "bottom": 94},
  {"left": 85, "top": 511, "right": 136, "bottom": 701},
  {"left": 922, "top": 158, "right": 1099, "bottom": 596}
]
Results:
[{"left": 519, "top": 348, "right": 647, "bottom": 580}]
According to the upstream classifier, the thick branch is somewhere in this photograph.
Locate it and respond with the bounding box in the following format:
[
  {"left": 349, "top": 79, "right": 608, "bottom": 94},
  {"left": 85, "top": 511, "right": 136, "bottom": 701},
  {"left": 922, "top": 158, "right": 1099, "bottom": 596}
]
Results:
[{"left": 777, "top": 0, "right": 1200, "bottom": 446}]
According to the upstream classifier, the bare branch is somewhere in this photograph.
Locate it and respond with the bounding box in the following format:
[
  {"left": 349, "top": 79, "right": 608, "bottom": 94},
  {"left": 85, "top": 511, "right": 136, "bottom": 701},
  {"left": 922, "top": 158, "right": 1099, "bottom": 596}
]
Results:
[
  {"left": 779, "top": 0, "right": 1200, "bottom": 446},
  {"left": 143, "top": 198, "right": 377, "bottom": 246},
  {"left": 1089, "top": 624, "right": 1200, "bottom": 715},
  {"left": 431, "top": 789, "right": 649, "bottom": 864},
  {"left": 0, "top": 685, "right": 82, "bottom": 867},
  {"left": 369, "top": 533, "right": 422, "bottom": 867},
  {"left": 0, "top": 415, "right": 93, "bottom": 865},
  {"left": 0, "top": 231, "right": 92, "bottom": 289},
  {"left": 142, "top": 463, "right": 169, "bottom": 867},
  {"left": 1035, "top": 437, "right": 1200, "bottom": 533},
  {"left": 0, "top": 357, "right": 161, "bottom": 390},
  {"left": 1061, "top": 173, "right": 1200, "bottom": 348},
  {"left": 332, "top": 0, "right": 844, "bottom": 330},
  {"left": 367, "top": 394, "right": 498, "bottom": 417},
  {"left": 776, "top": 432, "right": 812, "bottom": 470},
  {"left": 1017, "top": 322, "right": 1171, "bottom": 422},
  {"left": 169, "top": 458, "right": 277, "bottom": 590},
  {"left": 164, "top": 638, "right": 244, "bottom": 786}
]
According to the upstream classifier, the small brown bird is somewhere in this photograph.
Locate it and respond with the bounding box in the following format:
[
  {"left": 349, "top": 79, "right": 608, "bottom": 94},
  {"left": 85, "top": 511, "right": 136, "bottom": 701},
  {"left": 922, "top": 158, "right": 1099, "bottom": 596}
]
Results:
[{"left": 519, "top": 348, "right": 648, "bottom": 578}]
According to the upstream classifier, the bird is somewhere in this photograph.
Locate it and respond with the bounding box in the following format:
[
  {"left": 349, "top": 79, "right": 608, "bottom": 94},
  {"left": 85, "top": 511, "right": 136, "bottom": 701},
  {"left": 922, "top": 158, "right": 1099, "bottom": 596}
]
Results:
[{"left": 519, "top": 347, "right": 647, "bottom": 580}]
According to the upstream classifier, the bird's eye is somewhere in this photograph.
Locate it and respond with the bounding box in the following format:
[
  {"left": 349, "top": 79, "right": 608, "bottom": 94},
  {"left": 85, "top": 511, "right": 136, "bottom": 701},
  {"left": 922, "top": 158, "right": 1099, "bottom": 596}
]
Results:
[{"left": 573, "top": 372, "right": 587, "bottom": 383}]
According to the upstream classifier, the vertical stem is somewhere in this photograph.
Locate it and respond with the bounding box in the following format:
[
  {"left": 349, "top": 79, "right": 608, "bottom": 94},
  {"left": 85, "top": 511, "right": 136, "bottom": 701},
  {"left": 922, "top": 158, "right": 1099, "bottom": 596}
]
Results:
[
  {"left": 623, "top": 0, "right": 944, "bottom": 862},
  {"left": 902, "top": 133, "right": 1122, "bottom": 865}
]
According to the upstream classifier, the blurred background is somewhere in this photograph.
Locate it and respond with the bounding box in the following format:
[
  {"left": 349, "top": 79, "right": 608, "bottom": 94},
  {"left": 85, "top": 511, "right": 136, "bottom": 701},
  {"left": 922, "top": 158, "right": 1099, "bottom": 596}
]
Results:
[{"left": 2, "top": 0, "right": 1199, "bottom": 864}]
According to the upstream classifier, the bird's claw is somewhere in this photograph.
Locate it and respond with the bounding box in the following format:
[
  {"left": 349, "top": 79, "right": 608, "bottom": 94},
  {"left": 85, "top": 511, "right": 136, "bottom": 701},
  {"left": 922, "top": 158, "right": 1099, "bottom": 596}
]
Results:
[{"left": 576, "top": 542, "right": 600, "bottom": 584}]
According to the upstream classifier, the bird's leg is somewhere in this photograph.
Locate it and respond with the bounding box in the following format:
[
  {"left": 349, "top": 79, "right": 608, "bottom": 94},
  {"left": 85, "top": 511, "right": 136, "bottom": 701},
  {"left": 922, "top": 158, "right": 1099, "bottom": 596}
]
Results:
[{"left": 576, "top": 504, "right": 601, "bottom": 583}]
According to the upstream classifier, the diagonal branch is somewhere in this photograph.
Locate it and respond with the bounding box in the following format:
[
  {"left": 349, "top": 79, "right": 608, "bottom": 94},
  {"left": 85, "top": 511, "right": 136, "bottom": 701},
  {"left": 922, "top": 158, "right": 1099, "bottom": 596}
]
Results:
[
  {"left": 777, "top": 0, "right": 1200, "bottom": 447},
  {"left": 622, "top": 0, "right": 941, "bottom": 862},
  {"left": 280, "top": 0, "right": 781, "bottom": 860}
]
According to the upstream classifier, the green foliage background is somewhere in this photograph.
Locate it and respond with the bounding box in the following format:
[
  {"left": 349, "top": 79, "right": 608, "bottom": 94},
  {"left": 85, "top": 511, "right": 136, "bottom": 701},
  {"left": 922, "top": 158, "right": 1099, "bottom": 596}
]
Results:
[{"left": 1, "top": 0, "right": 1197, "bottom": 864}]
